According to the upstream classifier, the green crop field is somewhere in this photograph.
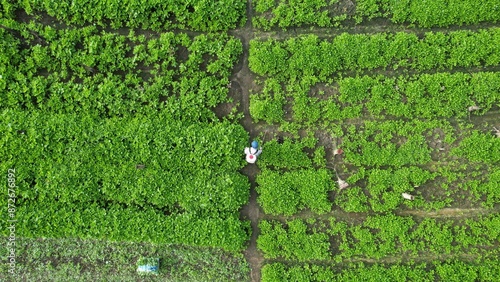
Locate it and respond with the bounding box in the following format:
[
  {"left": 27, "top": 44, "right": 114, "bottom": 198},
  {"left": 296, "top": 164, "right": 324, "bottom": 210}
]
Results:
[{"left": 1, "top": 1, "right": 499, "bottom": 281}]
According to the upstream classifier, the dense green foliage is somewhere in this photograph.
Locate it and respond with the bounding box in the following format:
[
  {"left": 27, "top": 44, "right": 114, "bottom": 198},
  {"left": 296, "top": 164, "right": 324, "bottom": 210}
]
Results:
[
  {"left": 461, "top": 168, "right": 500, "bottom": 208},
  {"left": 261, "top": 260, "right": 500, "bottom": 282},
  {"left": 453, "top": 130, "right": 500, "bottom": 165},
  {"left": 2, "top": 2, "right": 499, "bottom": 281},
  {"left": 334, "top": 72, "right": 500, "bottom": 119},
  {"left": 249, "top": 25, "right": 500, "bottom": 218},
  {"left": 0, "top": 110, "right": 251, "bottom": 251},
  {"left": 0, "top": 20, "right": 251, "bottom": 252},
  {"left": 256, "top": 168, "right": 334, "bottom": 215},
  {"left": 0, "top": 23, "right": 242, "bottom": 120},
  {"left": 258, "top": 214, "right": 500, "bottom": 262},
  {"left": 6, "top": 0, "right": 246, "bottom": 31},
  {"left": 252, "top": 0, "right": 500, "bottom": 30},
  {"left": 249, "top": 78, "right": 286, "bottom": 124},
  {"left": 257, "top": 219, "right": 331, "bottom": 261},
  {"left": 358, "top": 0, "right": 500, "bottom": 27},
  {"left": 249, "top": 3, "right": 500, "bottom": 281},
  {"left": 255, "top": 137, "right": 338, "bottom": 215},
  {"left": 249, "top": 30, "right": 500, "bottom": 124},
  {"left": 1, "top": 111, "right": 249, "bottom": 213},
  {"left": 257, "top": 138, "right": 314, "bottom": 170},
  {"left": 250, "top": 71, "right": 500, "bottom": 124},
  {"left": 11, "top": 201, "right": 249, "bottom": 252},
  {"left": 342, "top": 120, "right": 434, "bottom": 167},
  {"left": 250, "top": 30, "right": 500, "bottom": 79},
  {"left": 255, "top": 118, "right": 499, "bottom": 214}
]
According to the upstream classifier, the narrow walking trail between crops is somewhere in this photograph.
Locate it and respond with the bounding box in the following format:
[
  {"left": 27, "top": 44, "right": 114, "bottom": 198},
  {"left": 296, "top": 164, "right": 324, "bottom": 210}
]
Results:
[{"left": 233, "top": 2, "right": 266, "bottom": 281}]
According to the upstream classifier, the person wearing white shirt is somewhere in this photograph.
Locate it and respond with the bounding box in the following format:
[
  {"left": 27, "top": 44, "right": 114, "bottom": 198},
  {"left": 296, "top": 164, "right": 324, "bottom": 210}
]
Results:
[{"left": 244, "top": 140, "right": 262, "bottom": 164}]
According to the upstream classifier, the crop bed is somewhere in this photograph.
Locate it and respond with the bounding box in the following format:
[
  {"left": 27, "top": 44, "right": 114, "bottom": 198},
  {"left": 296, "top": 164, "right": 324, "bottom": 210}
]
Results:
[{"left": 1, "top": 1, "right": 500, "bottom": 281}]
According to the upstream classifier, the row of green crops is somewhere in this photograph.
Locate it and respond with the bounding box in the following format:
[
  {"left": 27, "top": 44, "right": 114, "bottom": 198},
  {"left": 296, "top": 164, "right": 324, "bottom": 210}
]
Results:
[
  {"left": 252, "top": 0, "right": 500, "bottom": 30},
  {"left": 341, "top": 120, "right": 444, "bottom": 168},
  {"left": 249, "top": 30, "right": 500, "bottom": 125},
  {"left": 249, "top": 5, "right": 500, "bottom": 281},
  {"left": 335, "top": 120, "right": 500, "bottom": 212},
  {"left": 332, "top": 72, "right": 500, "bottom": 119},
  {"left": 0, "top": 109, "right": 251, "bottom": 251},
  {"left": 256, "top": 168, "right": 334, "bottom": 215},
  {"left": 249, "top": 29, "right": 500, "bottom": 81},
  {"left": 341, "top": 120, "right": 475, "bottom": 187},
  {"left": 0, "top": 19, "right": 251, "bottom": 252},
  {"left": 262, "top": 260, "right": 500, "bottom": 282},
  {"left": 454, "top": 130, "right": 500, "bottom": 165},
  {"left": 253, "top": 0, "right": 347, "bottom": 30},
  {"left": 255, "top": 135, "right": 334, "bottom": 216},
  {"left": 1, "top": 110, "right": 249, "bottom": 213},
  {"left": 1, "top": 22, "right": 242, "bottom": 121},
  {"left": 357, "top": 0, "right": 500, "bottom": 28},
  {"left": 251, "top": 71, "right": 500, "bottom": 125},
  {"left": 255, "top": 122, "right": 500, "bottom": 215},
  {"left": 250, "top": 28, "right": 499, "bottom": 217},
  {"left": 257, "top": 214, "right": 500, "bottom": 262},
  {"left": 11, "top": 201, "right": 249, "bottom": 252},
  {"left": 0, "top": 237, "right": 250, "bottom": 281},
  {"left": 1, "top": 0, "right": 246, "bottom": 31},
  {"left": 14, "top": 0, "right": 496, "bottom": 32}
]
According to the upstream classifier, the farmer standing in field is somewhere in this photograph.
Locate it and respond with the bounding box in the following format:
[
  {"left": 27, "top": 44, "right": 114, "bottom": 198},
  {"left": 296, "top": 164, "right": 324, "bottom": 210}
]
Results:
[{"left": 244, "top": 140, "right": 262, "bottom": 164}]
